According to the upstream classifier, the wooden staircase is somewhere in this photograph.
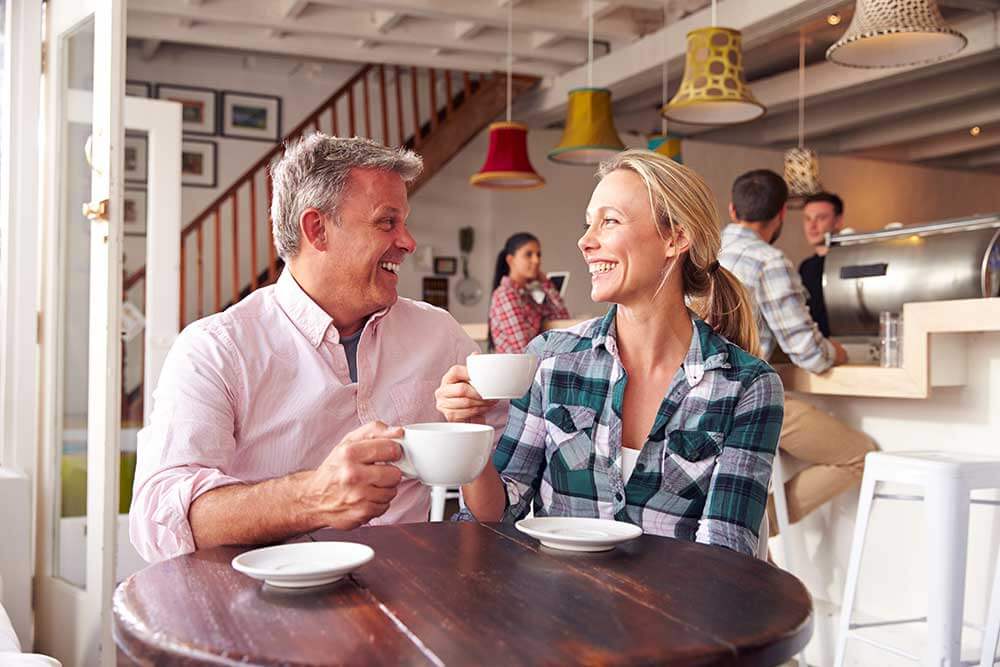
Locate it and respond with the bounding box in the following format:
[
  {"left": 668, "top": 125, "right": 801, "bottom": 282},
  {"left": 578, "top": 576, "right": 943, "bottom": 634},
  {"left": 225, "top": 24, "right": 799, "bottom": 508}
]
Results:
[{"left": 121, "top": 64, "right": 538, "bottom": 421}]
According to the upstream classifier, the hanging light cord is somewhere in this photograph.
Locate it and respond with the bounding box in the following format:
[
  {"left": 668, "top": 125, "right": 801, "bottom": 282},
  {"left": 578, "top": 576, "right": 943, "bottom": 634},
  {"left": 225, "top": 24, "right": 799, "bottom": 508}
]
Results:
[
  {"left": 506, "top": 0, "right": 512, "bottom": 122},
  {"left": 798, "top": 30, "right": 805, "bottom": 149},
  {"left": 711, "top": 0, "right": 717, "bottom": 27},
  {"left": 587, "top": 0, "right": 594, "bottom": 88},
  {"left": 661, "top": 48, "right": 669, "bottom": 135}
]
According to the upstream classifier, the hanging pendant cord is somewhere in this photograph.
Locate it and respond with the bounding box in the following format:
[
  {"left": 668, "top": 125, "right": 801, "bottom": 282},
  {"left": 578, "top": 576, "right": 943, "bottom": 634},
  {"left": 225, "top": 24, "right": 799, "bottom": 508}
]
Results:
[
  {"left": 661, "top": 52, "right": 668, "bottom": 136},
  {"left": 711, "top": 0, "right": 717, "bottom": 27},
  {"left": 798, "top": 30, "right": 805, "bottom": 149},
  {"left": 507, "top": 0, "right": 512, "bottom": 122},
  {"left": 587, "top": 0, "right": 594, "bottom": 88}
]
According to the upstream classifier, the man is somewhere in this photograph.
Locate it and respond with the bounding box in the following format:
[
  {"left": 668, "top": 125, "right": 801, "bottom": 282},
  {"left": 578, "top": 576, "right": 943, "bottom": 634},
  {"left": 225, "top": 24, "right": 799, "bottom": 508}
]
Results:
[
  {"left": 718, "top": 170, "right": 875, "bottom": 531},
  {"left": 130, "top": 134, "right": 505, "bottom": 562},
  {"left": 798, "top": 192, "right": 845, "bottom": 337}
]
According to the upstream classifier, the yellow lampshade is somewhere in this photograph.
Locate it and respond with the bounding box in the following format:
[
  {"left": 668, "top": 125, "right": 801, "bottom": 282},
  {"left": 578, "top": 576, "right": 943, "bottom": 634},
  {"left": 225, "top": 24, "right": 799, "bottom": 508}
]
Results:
[
  {"left": 647, "top": 133, "right": 683, "bottom": 163},
  {"left": 661, "top": 27, "right": 765, "bottom": 126},
  {"left": 784, "top": 147, "right": 822, "bottom": 205},
  {"left": 827, "top": 0, "right": 966, "bottom": 68},
  {"left": 548, "top": 88, "right": 625, "bottom": 165}
]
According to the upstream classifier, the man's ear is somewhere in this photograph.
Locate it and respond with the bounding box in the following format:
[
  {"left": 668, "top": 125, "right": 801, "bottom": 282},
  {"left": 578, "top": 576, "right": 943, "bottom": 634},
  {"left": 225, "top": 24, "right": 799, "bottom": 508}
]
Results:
[
  {"left": 834, "top": 215, "right": 845, "bottom": 232},
  {"left": 300, "top": 208, "right": 328, "bottom": 251},
  {"left": 728, "top": 202, "right": 738, "bottom": 223}
]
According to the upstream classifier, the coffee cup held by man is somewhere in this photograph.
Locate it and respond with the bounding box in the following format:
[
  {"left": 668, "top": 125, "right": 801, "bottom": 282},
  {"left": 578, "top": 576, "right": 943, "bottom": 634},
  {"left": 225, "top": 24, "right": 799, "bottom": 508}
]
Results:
[{"left": 130, "top": 134, "right": 507, "bottom": 563}]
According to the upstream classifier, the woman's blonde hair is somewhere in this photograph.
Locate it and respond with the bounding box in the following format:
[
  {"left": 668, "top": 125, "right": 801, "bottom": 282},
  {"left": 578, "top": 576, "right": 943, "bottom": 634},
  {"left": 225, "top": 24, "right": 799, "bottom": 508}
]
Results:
[{"left": 596, "top": 149, "right": 760, "bottom": 356}]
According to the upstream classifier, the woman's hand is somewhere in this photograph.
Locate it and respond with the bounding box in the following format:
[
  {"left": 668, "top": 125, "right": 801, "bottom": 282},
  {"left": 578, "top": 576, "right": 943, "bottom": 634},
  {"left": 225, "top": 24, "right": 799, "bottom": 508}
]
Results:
[{"left": 435, "top": 364, "right": 498, "bottom": 423}]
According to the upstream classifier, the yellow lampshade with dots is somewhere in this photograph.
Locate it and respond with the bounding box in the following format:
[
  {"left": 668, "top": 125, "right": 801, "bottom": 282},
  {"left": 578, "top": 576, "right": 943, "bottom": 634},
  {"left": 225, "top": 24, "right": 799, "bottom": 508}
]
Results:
[
  {"left": 784, "top": 147, "right": 822, "bottom": 206},
  {"left": 661, "top": 27, "right": 765, "bottom": 125},
  {"left": 826, "top": 0, "right": 966, "bottom": 68},
  {"left": 548, "top": 88, "right": 625, "bottom": 165}
]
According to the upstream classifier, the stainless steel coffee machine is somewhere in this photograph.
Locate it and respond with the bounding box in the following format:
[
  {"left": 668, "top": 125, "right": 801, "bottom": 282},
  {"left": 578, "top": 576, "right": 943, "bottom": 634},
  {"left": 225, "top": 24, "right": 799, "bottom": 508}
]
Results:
[{"left": 823, "top": 214, "right": 1000, "bottom": 337}]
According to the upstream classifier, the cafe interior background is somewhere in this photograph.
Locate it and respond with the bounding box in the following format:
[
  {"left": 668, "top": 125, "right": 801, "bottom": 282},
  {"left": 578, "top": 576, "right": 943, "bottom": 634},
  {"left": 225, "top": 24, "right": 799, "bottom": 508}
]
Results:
[{"left": 1, "top": 0, "right": 999, "bottom": 665}]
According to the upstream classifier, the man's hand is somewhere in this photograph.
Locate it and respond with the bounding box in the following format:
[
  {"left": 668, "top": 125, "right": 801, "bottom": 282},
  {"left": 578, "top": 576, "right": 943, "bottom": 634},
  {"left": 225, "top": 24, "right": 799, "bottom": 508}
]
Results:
[
  {"left": 300, "top": 421, "right": 405, "bottom": 530},
  {"left": 831, "top": 339, "right": 848, "bottom": 366},
  {"left": 435, "top": 364, "right": 497, "bottom": 423}
]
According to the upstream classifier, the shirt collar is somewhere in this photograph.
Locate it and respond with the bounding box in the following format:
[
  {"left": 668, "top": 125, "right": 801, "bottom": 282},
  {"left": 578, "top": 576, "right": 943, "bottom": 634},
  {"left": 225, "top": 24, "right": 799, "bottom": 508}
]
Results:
[
  {"left": 593, "top": 305, "right": 731, "bottom": 387},
  {"left": 274, "top": 269, "right": 334, "bottom": 348},
  {"left": 723, "top": 223, "right": 763, "bottom": 243}
]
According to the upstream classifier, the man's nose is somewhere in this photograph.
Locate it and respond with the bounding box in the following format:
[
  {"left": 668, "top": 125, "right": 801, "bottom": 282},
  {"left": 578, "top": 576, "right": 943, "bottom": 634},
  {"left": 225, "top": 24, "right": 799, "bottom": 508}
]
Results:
[{"left": 397, "top": 225, "right": 417, "bottom": 253}]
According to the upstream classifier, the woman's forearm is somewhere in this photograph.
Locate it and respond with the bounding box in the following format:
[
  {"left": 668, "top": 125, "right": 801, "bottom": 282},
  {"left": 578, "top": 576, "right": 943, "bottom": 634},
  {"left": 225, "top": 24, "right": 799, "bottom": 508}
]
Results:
[{"left": 461, "top": 462, "right": 507, "bottom": 522}]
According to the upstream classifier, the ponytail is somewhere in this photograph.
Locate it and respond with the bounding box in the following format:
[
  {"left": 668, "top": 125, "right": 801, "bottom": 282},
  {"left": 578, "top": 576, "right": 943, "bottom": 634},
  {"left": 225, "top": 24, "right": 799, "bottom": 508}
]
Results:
[{"left": 685, "top": 258, "right": 760, "bottom": 357}]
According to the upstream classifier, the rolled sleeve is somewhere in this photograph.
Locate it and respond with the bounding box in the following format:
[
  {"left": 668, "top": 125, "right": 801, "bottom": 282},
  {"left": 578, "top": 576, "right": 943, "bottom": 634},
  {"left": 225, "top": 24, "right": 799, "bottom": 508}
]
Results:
[
  {"left": 129, "top": 325, "right": 245, "bottom": 563},
  {"left": 759, "top": 256, "right": 835, "bottom": 374},
  {"left": 696, "top": 370, "right": 784, "bottom": 556}
]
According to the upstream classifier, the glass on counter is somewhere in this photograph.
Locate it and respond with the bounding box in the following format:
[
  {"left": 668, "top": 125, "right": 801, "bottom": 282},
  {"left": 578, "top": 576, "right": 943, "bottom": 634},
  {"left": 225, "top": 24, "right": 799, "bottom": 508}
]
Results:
[{"left": 879, "top": 311, "right": 902, "bottom": 368}]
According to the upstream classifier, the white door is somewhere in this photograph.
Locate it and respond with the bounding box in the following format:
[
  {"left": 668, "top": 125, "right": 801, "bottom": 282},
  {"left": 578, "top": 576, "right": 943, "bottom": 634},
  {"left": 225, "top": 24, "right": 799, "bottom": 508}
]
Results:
[{"left": 35, "top": 1, "right": 126, "bottom": 665}]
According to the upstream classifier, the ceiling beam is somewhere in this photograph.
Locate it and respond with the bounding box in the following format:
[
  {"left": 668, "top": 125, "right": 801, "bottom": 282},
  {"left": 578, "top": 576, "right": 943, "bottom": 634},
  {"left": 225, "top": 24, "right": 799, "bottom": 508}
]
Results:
[
  {"left": 965, "top": 146, "right": 1000, "bottom": 166},
  {"left": 126, "top": 13, "right": 566, "bottom": 76},
  {"left": 937, "top": 0, "right": 1000, "bottom": 10},
  {"left": 453, "top": 20, "right": 484, "bottom": 41},
  {"left": 372, "top": 9, "right": 404, "bottom": 33},
  {"left": 128, "top": 0, "right": 590, "bottom": 66},
  {"left": 909, "top": 124, "right": 1000, "bottom": 161},
  {"left": 814, "top": 93, "right": 1000, "bottom": 153},
  {"left": 280, "top": 0, "right": 309, "bottom": 19},
  {"left": 306, "top": 0, "right": 640, "bottom": 43},
  {"left": 139, "top": 38, "right": 162, "bottom": 60},
  {"left": 513, "top": 0, "right": 847, "bottom": 125}
]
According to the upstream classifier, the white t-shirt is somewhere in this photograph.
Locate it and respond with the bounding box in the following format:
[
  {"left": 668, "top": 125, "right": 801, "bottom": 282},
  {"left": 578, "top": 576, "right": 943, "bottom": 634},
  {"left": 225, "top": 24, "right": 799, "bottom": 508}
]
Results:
[{"left": 621, "top": 447, "right": 641, "bottom": 483}]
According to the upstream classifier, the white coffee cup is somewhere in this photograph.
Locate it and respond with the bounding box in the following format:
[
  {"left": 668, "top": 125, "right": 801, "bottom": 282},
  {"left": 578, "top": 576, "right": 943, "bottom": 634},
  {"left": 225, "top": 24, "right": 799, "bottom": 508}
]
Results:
[
  {"left": 392, "top": 422, "right": 494, "bottom": 486},
  {"left": 466, "top": 353, "right": 539, "bottom": 400}
]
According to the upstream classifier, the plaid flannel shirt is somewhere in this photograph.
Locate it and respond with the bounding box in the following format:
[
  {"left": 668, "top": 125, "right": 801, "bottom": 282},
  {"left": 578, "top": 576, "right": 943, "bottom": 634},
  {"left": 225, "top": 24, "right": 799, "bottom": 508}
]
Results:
[
  {"left": 488, "top": 276, "right": 570, "bottom": 353},
  {"left": 481, "top": 307, "right": 783, "bottom": 557},
  {"left": 718, "top": 224, "right": 836, "bottom": 373}
]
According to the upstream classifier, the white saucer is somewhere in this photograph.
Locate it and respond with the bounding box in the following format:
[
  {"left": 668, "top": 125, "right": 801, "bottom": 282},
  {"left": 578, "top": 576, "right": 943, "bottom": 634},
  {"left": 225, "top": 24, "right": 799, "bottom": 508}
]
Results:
[
  {"left": 231, "top": 542, "right": 374, "bottom": 588},
  {"left": 514, "top": 517, "right": 642, "bottom": 552}
]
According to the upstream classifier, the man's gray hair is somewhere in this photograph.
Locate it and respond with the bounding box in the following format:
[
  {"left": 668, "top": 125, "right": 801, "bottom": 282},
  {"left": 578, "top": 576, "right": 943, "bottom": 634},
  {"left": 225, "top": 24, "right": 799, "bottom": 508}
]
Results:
[{"left": 269, "top": 134, "right": 423, "bottom": 259}]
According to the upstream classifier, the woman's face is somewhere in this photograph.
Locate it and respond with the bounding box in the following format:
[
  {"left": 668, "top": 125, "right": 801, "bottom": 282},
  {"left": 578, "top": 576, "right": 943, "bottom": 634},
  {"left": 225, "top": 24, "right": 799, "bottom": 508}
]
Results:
[
  {"left": 506, "top": 240, "right": 541, "bottom": 284},
  {"left": 579, "top": 169, "right": 680, "bottom": 305}
]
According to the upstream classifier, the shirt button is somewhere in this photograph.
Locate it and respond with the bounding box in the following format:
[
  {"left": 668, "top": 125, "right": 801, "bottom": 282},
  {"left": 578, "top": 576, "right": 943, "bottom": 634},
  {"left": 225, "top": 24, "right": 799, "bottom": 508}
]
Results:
[
  {"left": 615, "top": 492, "right": 623, "bottom": 502},
  {"left": 635, "top": 463, "right": 645, "bottom": 472}
]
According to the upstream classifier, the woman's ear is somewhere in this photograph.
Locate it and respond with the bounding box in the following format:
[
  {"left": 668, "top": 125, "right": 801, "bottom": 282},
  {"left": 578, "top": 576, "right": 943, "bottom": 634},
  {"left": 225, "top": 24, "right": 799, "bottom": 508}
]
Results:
[
  {"left": 300, "top": 208, "right": 328, "bottom": 251},
  {"left": 505, "top": 253, "right": 514, "bottom": 270},
  {"left": 664, "top": 228, "right": 691, "bottom": 259}
]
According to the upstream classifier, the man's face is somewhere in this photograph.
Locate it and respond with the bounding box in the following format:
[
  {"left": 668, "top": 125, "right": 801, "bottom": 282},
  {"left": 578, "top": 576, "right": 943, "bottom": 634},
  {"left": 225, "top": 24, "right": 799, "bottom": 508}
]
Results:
[
  {"left": 803, "top": 201, "right": 842, "bottom": 247},
  {"left": 322, "top": 168, "right": 415, "bottom": 316}
]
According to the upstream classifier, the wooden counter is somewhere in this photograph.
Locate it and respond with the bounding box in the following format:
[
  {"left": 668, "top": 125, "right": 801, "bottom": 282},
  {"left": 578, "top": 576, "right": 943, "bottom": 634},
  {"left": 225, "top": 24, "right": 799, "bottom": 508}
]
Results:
[
  {"left": 462, "top": 318, "right": 590, "bottom": 343},
  {"left": 777, "top": 297, "right": 1000, "bottom": 399}
]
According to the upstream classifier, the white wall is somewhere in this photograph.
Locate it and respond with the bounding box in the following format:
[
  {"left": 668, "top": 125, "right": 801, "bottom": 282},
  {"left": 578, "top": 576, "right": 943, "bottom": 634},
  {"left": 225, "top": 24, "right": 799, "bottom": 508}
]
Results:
[{"left": 406, "top": 129, "right": 1000, "bottom": 324}]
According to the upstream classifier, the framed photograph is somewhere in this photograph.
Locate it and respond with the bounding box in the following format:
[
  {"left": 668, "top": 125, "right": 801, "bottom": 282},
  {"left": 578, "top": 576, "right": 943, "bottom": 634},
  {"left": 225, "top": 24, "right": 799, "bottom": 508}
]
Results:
[
  {"left": 155, "top": 83, "right": 217, "bottom": 135},
  {"left": 181, "top": 139, "right": 218, "bottom": 188},
  {"left": 434, "top": 256, "right": 457, "bottom": 276},
  {"left": 422, "top": 277, "right": 449, "bottom": 311},
  {"left": 124, "top": 134, "right": 148, "bottom": 183},
  {"left": 123, "top": 189, "right": 147, "bottom": 236},
  {"left": 221, "top": 91, "right": 282, "bottom": 142},
  {"left": 125, "top": 80, "right": 152, "bottom": 98}
]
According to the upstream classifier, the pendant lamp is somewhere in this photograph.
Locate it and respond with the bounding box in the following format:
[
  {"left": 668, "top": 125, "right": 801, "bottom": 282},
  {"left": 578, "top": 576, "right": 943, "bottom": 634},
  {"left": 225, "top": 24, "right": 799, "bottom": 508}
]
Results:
[
  {"left": 661, "top": 1, "right": 765, "bottom": 125},
  {"left": 470, "top": 1, "right": 545, "bottom": 189},
  {"left": 548, "top": 0, "right": 625, "bottom": 165},
  {"left": 826, "top": 0, "right": 966, "bottom": 68},
  {"left": 784, "top": 32, "right": 821, "bottom": 205}
]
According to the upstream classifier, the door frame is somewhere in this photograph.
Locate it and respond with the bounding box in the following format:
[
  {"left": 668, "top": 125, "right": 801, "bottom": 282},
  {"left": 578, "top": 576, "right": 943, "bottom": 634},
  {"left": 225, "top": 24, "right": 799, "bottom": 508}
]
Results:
[{"left": 34, "top": 1, "right": 126, "bottom": 665}]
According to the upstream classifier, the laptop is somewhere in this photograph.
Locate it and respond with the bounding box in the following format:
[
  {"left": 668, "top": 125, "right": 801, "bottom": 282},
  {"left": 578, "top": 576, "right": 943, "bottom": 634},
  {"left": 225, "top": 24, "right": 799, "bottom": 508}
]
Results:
[{"left": 547, "top": 271, "right": 570, "bottom": 297}]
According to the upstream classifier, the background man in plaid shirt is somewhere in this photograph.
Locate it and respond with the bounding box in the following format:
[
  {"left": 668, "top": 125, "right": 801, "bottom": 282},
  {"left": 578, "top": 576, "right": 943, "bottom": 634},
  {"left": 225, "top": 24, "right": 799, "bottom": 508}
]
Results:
[{"left": 718, "top": 169, "right": 876, "bottom": 533}]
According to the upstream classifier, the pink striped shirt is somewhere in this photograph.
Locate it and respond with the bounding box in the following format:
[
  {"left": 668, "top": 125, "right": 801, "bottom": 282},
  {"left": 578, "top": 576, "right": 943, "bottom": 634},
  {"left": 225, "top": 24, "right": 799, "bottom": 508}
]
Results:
[{"left": 130, "top": 269, "right": 506, "bottom": 562}]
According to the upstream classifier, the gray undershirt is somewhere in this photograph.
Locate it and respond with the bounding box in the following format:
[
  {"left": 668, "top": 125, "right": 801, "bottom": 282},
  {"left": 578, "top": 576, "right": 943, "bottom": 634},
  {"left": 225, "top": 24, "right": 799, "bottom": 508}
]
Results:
[{"left": 340, "top": 328, "right": 363, "bottom": 383}]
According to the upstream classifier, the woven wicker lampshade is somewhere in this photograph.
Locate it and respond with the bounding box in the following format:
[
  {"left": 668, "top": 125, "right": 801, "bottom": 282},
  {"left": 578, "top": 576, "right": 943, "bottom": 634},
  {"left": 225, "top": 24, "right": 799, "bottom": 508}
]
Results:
[
  {"left": 784, "top": 147, "right": 822, "bottom": 205},
  {"left": 548, "top": 88, "right": 626, "bottom": 165},
  {"left": 647, "top": 133, "right": 683, "bottom": 163},
  {"left": 470, "top": 122, "right": 545, "bottom": 190},
  {"left": 826, "top": 0, "right": 967, "bottom": 68},
  {"left": 661, "top": 27, "right": 765, "bottom": 125}
]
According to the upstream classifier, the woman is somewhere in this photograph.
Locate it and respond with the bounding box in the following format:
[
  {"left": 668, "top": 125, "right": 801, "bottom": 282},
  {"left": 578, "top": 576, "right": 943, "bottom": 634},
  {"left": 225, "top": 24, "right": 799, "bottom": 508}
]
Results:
[
  {"left": 488, "top": 233, "right": 570, "bottom": 353},
  {"left": 436, "top": 150, "right": 783, "bottom": 557}
]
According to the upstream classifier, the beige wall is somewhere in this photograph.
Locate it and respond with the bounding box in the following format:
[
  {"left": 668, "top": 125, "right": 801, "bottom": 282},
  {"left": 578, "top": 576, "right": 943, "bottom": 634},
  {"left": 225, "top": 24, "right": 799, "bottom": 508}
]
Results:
[{"left": 407, "top": 130, "right": 1000, "bottom": 324}]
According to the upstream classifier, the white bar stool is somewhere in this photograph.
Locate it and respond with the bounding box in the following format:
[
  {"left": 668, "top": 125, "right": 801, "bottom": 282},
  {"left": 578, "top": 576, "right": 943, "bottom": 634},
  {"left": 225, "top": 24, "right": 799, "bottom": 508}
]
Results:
[
  {"left": 981, "top": 544, "right": 1000, "bottom": 667},
  {"left": 834, "top": 451, "right": 1000, "bottom": 667},
  {"left": 772, "top": 450, "right": 809, "bottom": 667},
  {"left": 430, "top": 485, "right": 460, "bottom": 522}
]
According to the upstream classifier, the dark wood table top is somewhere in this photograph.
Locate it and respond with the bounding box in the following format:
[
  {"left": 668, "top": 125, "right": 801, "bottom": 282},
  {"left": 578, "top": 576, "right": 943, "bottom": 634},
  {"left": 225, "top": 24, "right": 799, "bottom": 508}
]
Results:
[{"left": 114, "top": 522, "right": 812, "bottom": 666}]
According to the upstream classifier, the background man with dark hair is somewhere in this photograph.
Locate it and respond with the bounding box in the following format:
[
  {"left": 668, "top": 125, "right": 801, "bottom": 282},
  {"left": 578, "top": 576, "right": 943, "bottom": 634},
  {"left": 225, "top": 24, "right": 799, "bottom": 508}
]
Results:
[
  {"left": 799, "top": 192, "right": 845, "bottom": 337},
  {"left": 718, "top": 170, "right": 875, "bottom": 533}
]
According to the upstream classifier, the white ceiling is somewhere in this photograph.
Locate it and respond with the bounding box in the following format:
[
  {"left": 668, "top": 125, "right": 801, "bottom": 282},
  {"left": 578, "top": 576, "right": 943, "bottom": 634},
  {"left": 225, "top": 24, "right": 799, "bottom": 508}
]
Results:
[{"left": 128, "top": 0, "right": 1000, "bottom": 173}]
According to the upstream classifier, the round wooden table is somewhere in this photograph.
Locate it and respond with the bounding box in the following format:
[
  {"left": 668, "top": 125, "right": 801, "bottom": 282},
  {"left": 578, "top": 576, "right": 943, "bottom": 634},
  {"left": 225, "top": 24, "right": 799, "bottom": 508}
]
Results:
[{"left": 114, "top": 522, "right": 812, "bottom": 666}]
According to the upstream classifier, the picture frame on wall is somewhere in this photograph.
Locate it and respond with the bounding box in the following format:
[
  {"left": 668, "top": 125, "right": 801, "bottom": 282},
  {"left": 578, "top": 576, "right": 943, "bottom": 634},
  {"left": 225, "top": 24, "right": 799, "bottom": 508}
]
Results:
[
  {"left": 125, "top": 80, "right": 152, "bottom": 98},
  {"left": 155, "top": 83, "right": 218, "bottom": 135},
  {"left": 434, "top": 256, "right": 457, "bottom": 276},
  {"left": 124, "top": 133, "right": 148, "bottom": 184},
  {"left": 422, "top": 277, "right": 449, "bottom": 311},
  {"left": 181, "top": 139, "right": 218, "bottom": 188},
  {"left": 221, "top": 90, "right": 282, "bottom": 142},
  {"left": 123, "top": 189, "right": 147, "bottom": 236}
]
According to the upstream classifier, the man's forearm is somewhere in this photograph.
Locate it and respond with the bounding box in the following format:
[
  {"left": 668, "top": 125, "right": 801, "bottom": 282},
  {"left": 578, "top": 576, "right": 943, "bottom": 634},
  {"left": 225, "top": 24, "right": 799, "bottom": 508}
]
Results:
[{"left": 189, "top": 472, "right": 320, "bottom": 550}]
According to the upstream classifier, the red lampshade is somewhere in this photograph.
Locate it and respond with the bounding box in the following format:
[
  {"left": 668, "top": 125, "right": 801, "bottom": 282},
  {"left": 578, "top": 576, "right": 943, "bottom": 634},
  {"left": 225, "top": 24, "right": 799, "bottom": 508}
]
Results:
[{"left": 470, "top": 121, "right": 545, "bottom": 190}]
